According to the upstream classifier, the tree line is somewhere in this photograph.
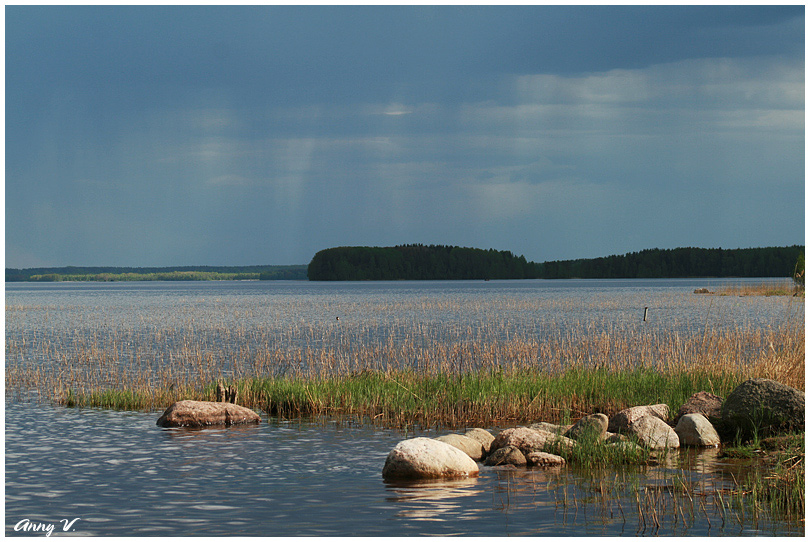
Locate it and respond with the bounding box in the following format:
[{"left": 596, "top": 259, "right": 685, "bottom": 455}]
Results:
[
  {"left": 307, "top": 244, "right": 804, "bottom": 281},
  {"left": 307, "top": 245, "right": 537, "bottom": 281},
  {"left": 7, "top": 245, "right": 802, "bottom": 282},
  {"left": 540, "top": 245, "right": 804, "bottom": 279},
  {"left": 6, "top": 265, "right": 308, "bottom": 282}
]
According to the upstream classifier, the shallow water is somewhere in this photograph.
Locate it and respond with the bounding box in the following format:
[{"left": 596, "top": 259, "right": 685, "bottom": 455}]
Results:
[
  {"left": 5, "top": 402, "right": 802, "bottom": 537},
  {"left": 5, "top": 279, "right": 804, "bottom": 536}
]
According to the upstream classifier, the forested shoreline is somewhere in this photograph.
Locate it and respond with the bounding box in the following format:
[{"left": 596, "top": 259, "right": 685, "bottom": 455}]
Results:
[
  {"left": 6, "top": 245, "right": 803, "bottom": 282},
  {"left": 540, "top": 245, "right": 804, "bottom": 279},
  {"left": 307, "top": 244, "right": 804, "bottom": 281},
  {"left": 307, "top": 245, "right": 537, "bottom": 280},
  {"left": 5, "top": 265, "right": 308, "bottom": 282}
]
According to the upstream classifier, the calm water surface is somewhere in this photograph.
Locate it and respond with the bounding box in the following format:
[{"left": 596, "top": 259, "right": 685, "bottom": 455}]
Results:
[{"left": 5, "top": 279, "right": 804, "bottom": 536}]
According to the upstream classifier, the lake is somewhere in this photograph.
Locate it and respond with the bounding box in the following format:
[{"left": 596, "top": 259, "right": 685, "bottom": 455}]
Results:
[{"left": 5, "top": 279, "right": 804, "bottom": 536}]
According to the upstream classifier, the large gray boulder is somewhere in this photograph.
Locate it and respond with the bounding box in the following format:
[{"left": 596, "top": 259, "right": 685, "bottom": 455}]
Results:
[
  {"left": 382, "top": 438, "right": 479, "bottom": 480},
  {"left": 435, "top": 434, "right": 486, "bottom": 461},
  {"left": 564, "top": 413, "right": 609, "bottom": 441},
  {"left": 674, "top": 413, "right": 720, "bottom": 447},
  {"left": 626, "top": 415, "right": 680, "bottom": 449},
  {"left": 720, "top": 378, "right": 805, "bottom": 438},
  {"left": 675, "top": 391, "right": 723, "bottom": 422},
  {"left": 608, "top": 404, "right": 670, "bottom": 434},
  {"left": 464, "top": 428, "right": 495, "bottom": 454},
  {"left": 156, "top": 400, "right": 260, "bottom": 428}
]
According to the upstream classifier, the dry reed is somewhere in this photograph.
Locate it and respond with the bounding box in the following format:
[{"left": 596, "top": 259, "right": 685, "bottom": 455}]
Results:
[{"left": 6, "top": 291, "right": 803, "bottom": 426}]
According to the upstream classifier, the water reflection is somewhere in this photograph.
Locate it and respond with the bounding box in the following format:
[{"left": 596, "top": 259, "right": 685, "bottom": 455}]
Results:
[{"left": 385, "top": 477, "right": 483, "bottom": 520}]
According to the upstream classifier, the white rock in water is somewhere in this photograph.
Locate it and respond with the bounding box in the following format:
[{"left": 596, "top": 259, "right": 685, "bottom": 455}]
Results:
[
  {"left": 627, "top": 415, "right": 680, "bottom": 449},
  {"left": 674, "top": 413, "right": 720, "bottom": 447},
  {"left": 382, "top": 437, "right": 480, "bottom": 479},
  {"left": 435, "top": 433, "right": 486, "bottom": 460}
]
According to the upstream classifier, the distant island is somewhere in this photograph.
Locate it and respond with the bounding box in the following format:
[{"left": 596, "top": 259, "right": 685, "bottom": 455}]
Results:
[
  {"left": 307, "top": 244, "right": 804, "bottom": 281},
  {"left": 6, "top": 245, "right": 803, "bottom": 282},
  {"left": 5, "top": 265, "right": 308, "bottom": 282},
  {"left": 307, "top": 245, "right": 537, "bottom": 281}
]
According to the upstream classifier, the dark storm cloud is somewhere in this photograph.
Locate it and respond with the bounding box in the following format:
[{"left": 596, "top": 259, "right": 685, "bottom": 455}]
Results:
[{"left": 5, "top": 5, "right": 804, "bottom": 267}]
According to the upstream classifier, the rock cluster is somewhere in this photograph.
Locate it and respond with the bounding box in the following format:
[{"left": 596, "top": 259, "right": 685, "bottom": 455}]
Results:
[{"left": 381, "top": 378, "right": 804, "bottom": 479}]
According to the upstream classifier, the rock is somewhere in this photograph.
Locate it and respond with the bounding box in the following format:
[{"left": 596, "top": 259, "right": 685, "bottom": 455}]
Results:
[
  {"left": 694, "top": 288, "right": 713, "bottom": 294},
  {"left": 608, "top": 404, "right": 670, "bottom": 434},
  {"left": 675, "top": 391, "right": 723, "bottom": 422},
  {"left": 529, "top": 421, "right": 572, "bottom": 435},
  {"left": 435, "top": 434, "right": 486, "bottom": 460},
  {"left": 483, "top": 445, "right": 526, "bottom": 467},
  {"left": 156, "top": 400, "right": 260, "bottom": 428},
  {"left": 564, "top": 413, "right": 609, "bottom": 441},
  {"left": 525, "top": 451, "right": 566, "bottom": 467},
  {"left": 674, "top": 413, "right": 720, "bottom": 447},
  {"left": 382, "top": 437, "right": 480, "bottom": 480},
  {"left": 464, "top": 428, "right": 495, "bottom": 454},
  {"left": 626, "top": 415, "right": 680, "bottom": 449},
  {"left": 491, "top": 427, "right": 574, "bottom": 455},
  {"left": 604, "top": 432, "right": 627, "bottom": 443},
  {"left": 720, "top": 378, "right": 805, "bottom": 438}
]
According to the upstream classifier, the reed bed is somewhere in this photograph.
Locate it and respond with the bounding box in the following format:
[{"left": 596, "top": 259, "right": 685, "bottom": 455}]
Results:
[
  {"left": 5, "top": 288, "right": 804, "bottom": 528},
  {"left": 710, "top": 279, "right": 802, "bottom": 297},
  {"left": 6, "top": 294, "right": 803, "bottom": 426}
]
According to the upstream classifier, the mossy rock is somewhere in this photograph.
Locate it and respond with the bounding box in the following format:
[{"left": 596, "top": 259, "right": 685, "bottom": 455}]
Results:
[{"left": 720, "top": 378, "right": 805, "bottom": 440}]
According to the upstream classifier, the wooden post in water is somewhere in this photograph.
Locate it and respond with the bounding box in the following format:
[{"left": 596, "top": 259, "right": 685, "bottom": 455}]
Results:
[{"left": 216, "top": 381, "right": 225, "bottom": 402}]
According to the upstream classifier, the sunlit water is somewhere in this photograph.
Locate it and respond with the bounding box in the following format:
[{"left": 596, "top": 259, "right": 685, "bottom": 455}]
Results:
[{"left": 5, "top": 279, "right": 804, "bottom": 536}]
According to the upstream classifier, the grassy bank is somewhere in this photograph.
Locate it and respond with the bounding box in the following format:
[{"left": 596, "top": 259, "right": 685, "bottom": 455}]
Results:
[
  {"left": 709, "top": 280, "right": 803, "bottom": 297},
  {"left": 53, "top": 363, "right": 788, "bottom": 430},
  {"left": 9, "top": 303, "right": 803, "bottom": 423}
]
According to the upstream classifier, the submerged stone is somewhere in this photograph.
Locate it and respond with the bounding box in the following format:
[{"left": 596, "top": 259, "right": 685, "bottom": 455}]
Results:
[
  {"left": 156, "top": 400, "right": 261, "bottom": 428},
  {"left": 484, "top": 445, "right": 526, "bottom": 467},
  {"left": 525, "top": 451, "right": 566, "bottom": 467}
]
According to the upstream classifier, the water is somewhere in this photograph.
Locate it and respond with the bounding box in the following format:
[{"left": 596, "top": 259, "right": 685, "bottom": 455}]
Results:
[
  {"left": 5, "top": 279, "right": 804, "bottom": 536},
  {"left": 5, "top": 401, "right": 800, "bottom": 537}
]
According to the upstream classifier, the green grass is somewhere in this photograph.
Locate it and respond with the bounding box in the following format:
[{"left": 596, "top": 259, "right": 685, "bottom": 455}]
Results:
[
  {"left": 60, "top": 367, "right": 746, "bottom": 430},
  {"left": 720, "top": 432, "right": 805, "bottom": 520},
  {"left": 542, "top": 430, "right": 654, "bottom": 468}
]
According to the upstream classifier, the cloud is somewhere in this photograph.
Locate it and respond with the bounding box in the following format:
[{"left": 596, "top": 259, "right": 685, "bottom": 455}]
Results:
[{"left": 5, "top": 7, "right": 803, "bottom": 267}]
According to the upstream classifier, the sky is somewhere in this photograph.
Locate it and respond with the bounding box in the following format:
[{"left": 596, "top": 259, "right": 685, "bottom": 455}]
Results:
[{"left": 5, "top": 5, "right": 805, "bottom": 268}]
